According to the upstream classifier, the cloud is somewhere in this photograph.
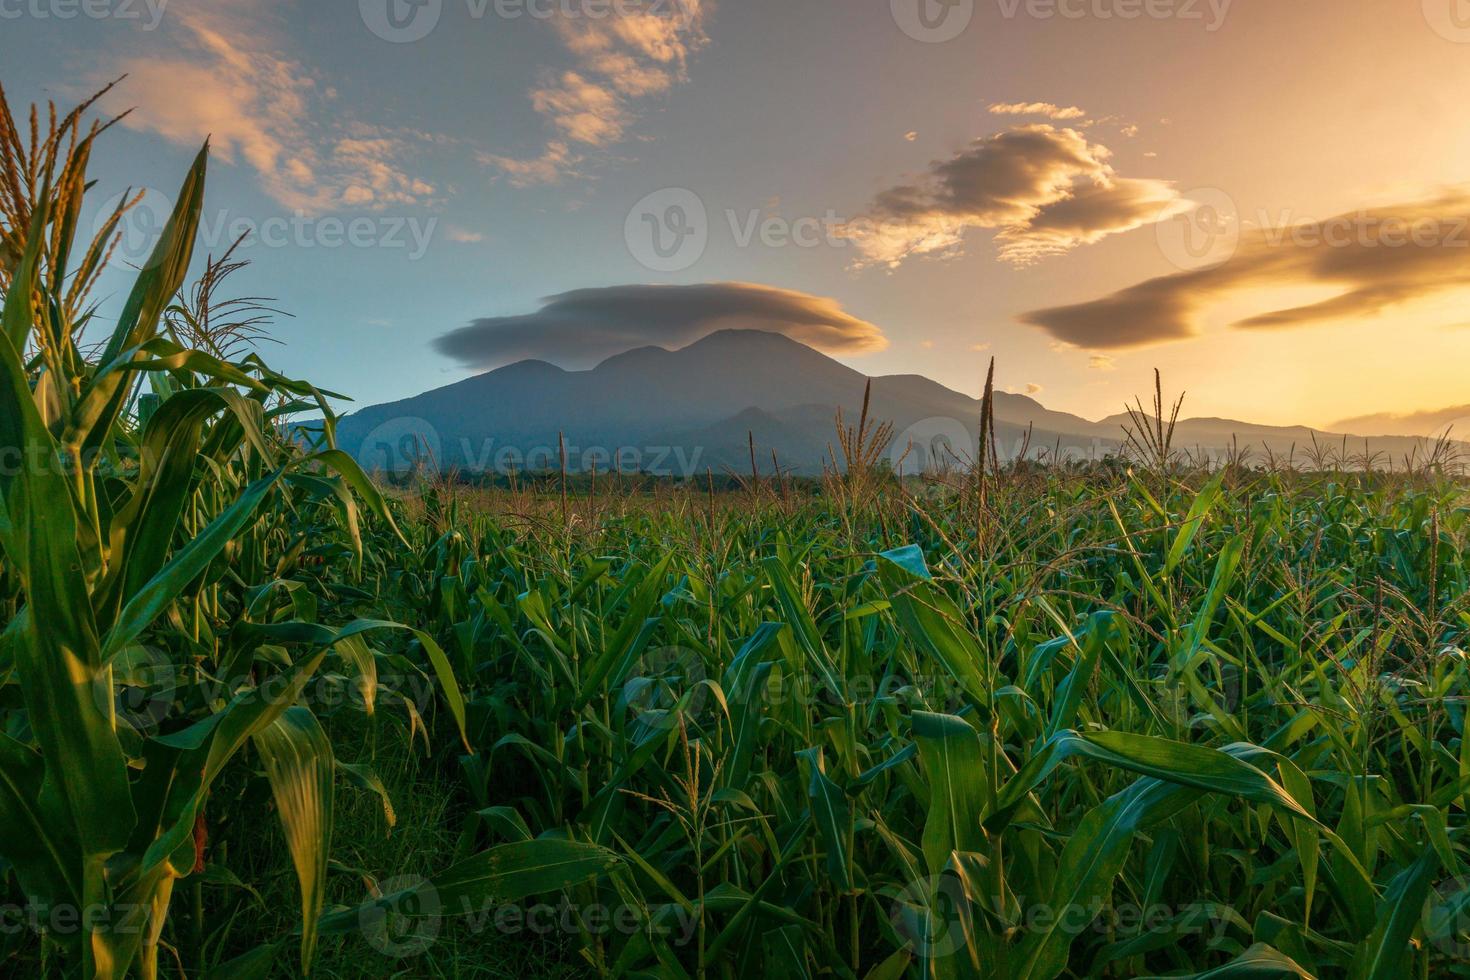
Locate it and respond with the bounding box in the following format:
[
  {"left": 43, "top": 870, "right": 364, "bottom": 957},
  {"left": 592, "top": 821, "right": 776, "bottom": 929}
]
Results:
[
  {"left": 1015, "top": 176, "right": 1184, "bottom": 262},
  {"left": 1020, "top": 191, "right": 1470, "bottom": 349},
  {"left": 531, "top": 71, "right": 631, "bottom": 145},
  {"left": 1025, "top": 383, "right": 1045, "bottom": 395},
  {"left": 1089, "top": 353, "right": 1116, "bottom": 371},
  {"left": 434, "top": 282, "right": 889, "bottom": 370},
  {"left": 989, "top": 102, "right": 1086, "bottom": 121},
  {"left": 487, "top": 1, "right": 708, "bottom": 183},
  {"left": 841, "top": 126, "right": 1187, "bottom": 267},
  {"left": 445, "top": 227, "right": 485, "bottom": 243},
  {"left": 478, "top": 141, "right": 582, "bottom": 188},
  {"left": 1329, "top": 404, "right": 1470, "bottom": 439},
  {"left": 107, "top": 8, "right": 436, "bottom": 213}
]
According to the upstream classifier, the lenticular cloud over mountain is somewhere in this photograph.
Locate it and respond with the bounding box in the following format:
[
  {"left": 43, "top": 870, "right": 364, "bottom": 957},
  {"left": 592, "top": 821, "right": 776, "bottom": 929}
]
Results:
[{"left": 432, "top": 281, "right": 889, "bottom": 370}]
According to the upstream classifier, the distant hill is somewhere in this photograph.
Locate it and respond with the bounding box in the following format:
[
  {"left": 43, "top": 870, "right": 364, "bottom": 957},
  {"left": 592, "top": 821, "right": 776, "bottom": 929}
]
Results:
[
  {"left": 1328, "top": 404, "right": 1470, "bottom": 439},
  {"left": 332, "top": 329, "right": 1457, "bottom": 477}
]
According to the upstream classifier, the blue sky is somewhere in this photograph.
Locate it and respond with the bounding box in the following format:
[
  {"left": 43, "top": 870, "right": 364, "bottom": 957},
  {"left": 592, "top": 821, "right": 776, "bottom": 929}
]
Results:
[{"left": 4, "top": 0, "right": 1470, "bottom": 429}]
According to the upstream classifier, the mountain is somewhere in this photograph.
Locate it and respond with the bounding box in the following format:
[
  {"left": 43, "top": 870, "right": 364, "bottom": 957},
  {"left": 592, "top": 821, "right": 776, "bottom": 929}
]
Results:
[
  {"left": 333, "top": 329, "right": 1455, "bottom": 477},
  {"left": 1327, "top": 404, "right": 1470, "bottom": 439}
]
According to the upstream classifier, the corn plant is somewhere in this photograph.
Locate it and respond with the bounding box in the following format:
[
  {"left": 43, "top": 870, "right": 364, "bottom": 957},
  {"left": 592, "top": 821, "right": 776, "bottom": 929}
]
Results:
[
  {"left": 358, "top": 464, "right": 1470, "bottom": 978},
  {"left": 0, "top": 88, "right": 616, "bottom": 978}
]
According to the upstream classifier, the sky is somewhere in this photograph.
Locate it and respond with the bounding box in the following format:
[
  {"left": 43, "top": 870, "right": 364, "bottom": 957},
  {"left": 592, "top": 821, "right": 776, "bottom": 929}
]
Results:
[{"left": 4, "top": 0, "right": 1470, "bottom": 430}]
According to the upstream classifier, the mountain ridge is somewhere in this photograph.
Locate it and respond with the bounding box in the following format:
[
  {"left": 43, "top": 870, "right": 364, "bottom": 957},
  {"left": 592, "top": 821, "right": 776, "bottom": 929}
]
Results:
[{"left": 335, "top": 330, "right": 1457, "bottom": 476}]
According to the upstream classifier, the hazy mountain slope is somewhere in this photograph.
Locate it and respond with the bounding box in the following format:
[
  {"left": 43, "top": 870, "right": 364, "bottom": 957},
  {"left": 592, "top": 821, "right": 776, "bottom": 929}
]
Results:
[
  {"left": 334, "top": 329, "right": 1455, "bottom": 476},
  {"left": 1328, "top": 404, "right": 1470, "bottom": 439}
]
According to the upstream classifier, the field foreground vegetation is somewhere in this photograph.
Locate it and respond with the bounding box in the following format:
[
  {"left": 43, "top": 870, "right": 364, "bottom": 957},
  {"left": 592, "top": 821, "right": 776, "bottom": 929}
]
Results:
[{"left": 4, "top": 89, "right": 1470, "bottom": 979}]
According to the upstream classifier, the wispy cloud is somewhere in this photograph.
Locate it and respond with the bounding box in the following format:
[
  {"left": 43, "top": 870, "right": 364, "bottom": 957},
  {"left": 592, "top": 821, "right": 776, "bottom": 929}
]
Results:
[
  {"left": 434, "top": 282, "right": 888, "bottom": 370},
  {"left": 445, "top": 226, "right": 486, "bottom": 243},
  {"left": 1020, "top": 192, "right": 1470, "bottom": 349},
  {"left": 107, "top": 7, "right": 437, "bottom": 213},
  {"left": 531, "top": 71, "right": 632, "bottom": 145},
  {"left": 841, "top": 125, "right": 1187, "bottom": 267},
  {"left": 989, "top": 101, "right": 1086, "bottom": 121},
  {"left": 486, "top": 0, "right": 708, "bottom": 184},
  {"left": 477, "top": 141, "right": 581, "bottom": 188}
]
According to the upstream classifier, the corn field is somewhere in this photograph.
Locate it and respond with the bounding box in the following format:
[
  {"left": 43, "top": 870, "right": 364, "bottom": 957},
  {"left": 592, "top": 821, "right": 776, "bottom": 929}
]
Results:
[{"left": 4, "top": 89, "right": 1470, "bottom": 979}]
